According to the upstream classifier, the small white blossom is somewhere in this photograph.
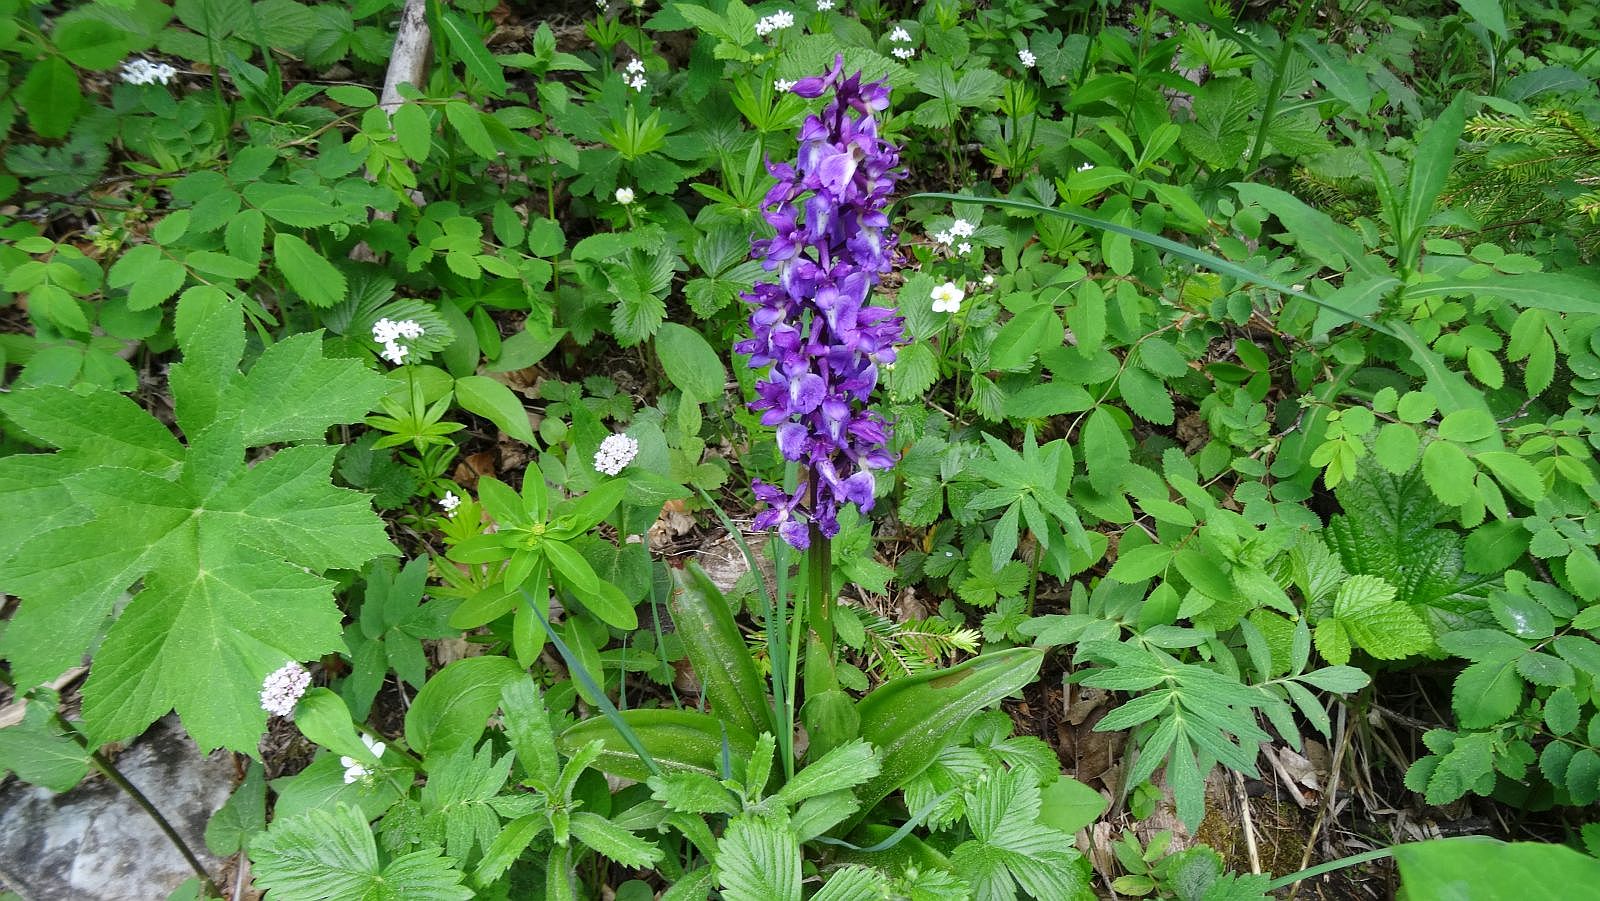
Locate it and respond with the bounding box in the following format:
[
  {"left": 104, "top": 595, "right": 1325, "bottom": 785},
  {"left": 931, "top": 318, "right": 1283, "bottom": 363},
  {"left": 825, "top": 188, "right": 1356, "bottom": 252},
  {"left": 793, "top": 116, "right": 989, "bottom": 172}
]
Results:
[
  {"left": 379, "top": 342, "right": 409, "bottom": 365},
  {"left": 1018, "top": 49, "right": 1037, "bottom": 68},
  {"left": 931, "top": 281, "right": 965, "bottom": 314},
  {"left": 120, "top": 58, "right": 177, "bottom": 86},
  {"left": 439, "top": 491, "right": 461, "bottom": 517},
  {"left": 949, "top": 218, "right": 975, "bottom": 238},
  {"left": 615, "top": 186, "right": 636, "bottom": 205},
  {"left": 755, "top": 11, "right": 794, "bottom": 36},
  {"left": 982, "top": 274, "right": 995, "bottom": 287},
  {"left": 373, "top": 318, "right": 424, "bottom": 366},
  {"left": 626, "top": 58, "right": 646, "bottom": 74},
  {"left": 889, "top": 26, "right": 912, "bottom": 42},
  {"left": 775, "top": 78, "right": 796, "bottom": 92},
  {"left": 816, "top": 0, "right": 833, "bottom": 8},
  {"left": 260, "top": 662, "right": 311, "bottom": 717},
  {"left": 626, "top": 73, "right": 648, "bottom": 91},
  {"left": 594, "top": 433, "right": 640, "bottom": 476},
  {"left": 1077, "top": 161, "right": 1094, "bottom": 173},
  {"left": 933, "top": 230, "right": 953, "bottom": 245},
  {"left": 958, "top": 241, "right": 972, "bottom": 254},
  {"left": 893, "top": 47, "right": 916, "bottom": 60},
  {"left": 340, "top": 734, "right": 386, "bottom": 784}
]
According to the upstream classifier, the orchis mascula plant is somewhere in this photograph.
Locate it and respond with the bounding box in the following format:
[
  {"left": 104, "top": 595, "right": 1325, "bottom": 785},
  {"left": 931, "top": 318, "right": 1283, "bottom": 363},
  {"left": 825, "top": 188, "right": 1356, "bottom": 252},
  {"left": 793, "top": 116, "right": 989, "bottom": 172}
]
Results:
[{"left": 736, "top": 56, "right": 906, "bottom": 752}]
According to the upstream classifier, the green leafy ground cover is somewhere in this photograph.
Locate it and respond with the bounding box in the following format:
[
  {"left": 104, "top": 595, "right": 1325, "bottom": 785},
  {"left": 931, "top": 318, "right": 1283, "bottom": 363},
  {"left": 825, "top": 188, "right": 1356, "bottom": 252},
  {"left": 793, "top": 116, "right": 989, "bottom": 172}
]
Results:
[{"left": 2, "top": 0, "right": 1600, "bottom": 898}]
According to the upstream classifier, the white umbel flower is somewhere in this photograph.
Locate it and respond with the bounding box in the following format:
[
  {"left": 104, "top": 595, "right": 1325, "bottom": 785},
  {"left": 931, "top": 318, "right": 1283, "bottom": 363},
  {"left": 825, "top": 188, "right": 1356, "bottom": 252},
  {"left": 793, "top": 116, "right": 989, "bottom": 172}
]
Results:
[
  {"left": 816, "top": 0, "right": 833, "bottom": 8},
  {"left": 121, "top": 58, "right": 177, "bottom": 86},
  {"left": 755, "top": 10, "right": 794, "bottom": 36},
  {"left": 889, "top": 26, "right": 911, "bottom": 42},
  {"left": 1077, "top": 161, "right": 1094, "bottom": 172},
  {"left": 373, "top": 318, "right": 424, "bottom": 366},
  {"left": 931, "top": 281, "right": 965, "bottom": 314},
  {"left": 775, "top": 78, "right": 796, "bottom": 93},
  {"left": 624, "top": 59, "right": 647, "bottom": 91},
  {"left": 439, "top": 491, "right": 461, "bottom": 517},
  {"left": 892, "top": 46, "right": 915, "bottom": 60},
  {"left": 1019, "top": 49, "right": 1037, "bottom": 68},
  {"left": 260, "top": 662, "right": 311, "bottom": 717},
  {"left": 594, "top": 433, "right": 640, "bottom": 476},
  {"left": 615, "top": 186, "right": 636, "bottom": 205},
  {"left": 949, "top": 218, "right": 975, "bottom": 238}
]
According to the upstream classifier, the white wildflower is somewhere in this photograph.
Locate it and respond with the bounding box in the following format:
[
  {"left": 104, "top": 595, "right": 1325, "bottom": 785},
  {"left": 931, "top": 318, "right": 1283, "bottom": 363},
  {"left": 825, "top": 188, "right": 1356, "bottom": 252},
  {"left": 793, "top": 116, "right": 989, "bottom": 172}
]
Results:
[
  {"left": 958, "top": 241, "right": 972, "bottom": 254},
  {"left": 982, "top": 274, "right": 995, "bottom": 287},
  {"left": 439, "top": 491, "right": 461, "bottom": 517},
  {"left": 623, "top": 60, "right": 648, "bottom": 91},
  {"left": 755, "top": 11, "right": 794, "bottom": 36},
  {"left": 340, "top": 733, "right": 386, "bottom": 784},
  {"left": 931, "top": 281, "right": 965, "bottom": 314},
  {"left": 1019, "top": 49, "right": 1037, "bottom": 68},
  {"left": 594, "top": 433, "right": 640, "bottom": 476},
  {"left": 379, "top": 342, "right": 409, "bottom": 365},
  {"left": 626, "top": 73, "right": 648, "bottom": 91},
  {"left": 893, "top": 47, "right": 916, "bottom": 60},
  {"left": 260, "top": 662, "right": 311, "bottom": 717},
  {"left": 373, "top": 319, "right": 423, "bottom": 366},
  {"left": 775, "top": 78, "right": 796, "bottom": 92},
  {"left": 626, "top": 58, "right": 646, "bottom": 74},
  {"left": 616, "top": 186, "right": 636, "bottom": 205},
  {"left": 120, "top": 58, "right": 178, "bottom": 86},
  {"left": 889, "top": 26, "right": 911, "bottom": 42},
  {"left": 817, "top": 0, "right": 833, "bottom": 8},
  {"left": 949, "top": 218, "right": 975, "bottom": 238},
  {"left": 1077, "top": 161, "right": 1094, "bottom": 172},
  {"left": 933, "top": 230, "right": 953, "bottom": 245}
]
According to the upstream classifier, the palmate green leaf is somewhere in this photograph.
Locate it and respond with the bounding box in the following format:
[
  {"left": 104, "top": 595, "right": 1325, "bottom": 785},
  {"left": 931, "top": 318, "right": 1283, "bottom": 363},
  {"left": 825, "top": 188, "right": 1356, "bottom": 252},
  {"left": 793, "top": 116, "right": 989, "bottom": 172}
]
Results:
[
  {"left": 950, "top": 767, "right": 1093, "bottom": 901},
  {"left": 0, "top": 297, "right": 391, "bottom": 753},
  {"left": 251, "top": 804, "right": 473, "bottom": 901}
]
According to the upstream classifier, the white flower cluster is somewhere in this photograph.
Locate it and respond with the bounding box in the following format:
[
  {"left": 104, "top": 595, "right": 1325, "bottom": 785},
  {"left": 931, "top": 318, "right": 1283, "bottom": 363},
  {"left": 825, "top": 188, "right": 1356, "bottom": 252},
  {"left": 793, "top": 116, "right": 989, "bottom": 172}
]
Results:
[
  {"left": 1019, "top": 49, "right": 1037, "bottom": 68},
  {"left": 932, "top": 217, "right": 975, "bottom": 255},
  {"left": 372, "top": 318, "right": 424, "bottom": 365},
  {"left": 439, "top": 490, "right": 461, "bottom": 517},
  {"left": 121, "top": 58, "right": 177, "bottom": 86},
  {"left": 341, "top": 733, "right": 386, "bottom": 784},
  {"left": 889, "top": 26, "right": 915, "bottom": 60},
  {"left": 775, "top": 78, "right": 796, "bottom": 93},
  {"left": 616, "top": 186, "right": 636, "bottom": 205},
  {"left": 817, "top": 0, "right": 834, "bottom": 8},
  {"left": 931, "top": 281, "right": 965, "bottom": 314},
  {"left": 755, "top": 10, "right": 795, "bottom": 36},
  {"left": 594, "top": 433, "right": 640, "bottom": 476},
  {"left": 260, "top": 661, "right": 311, "bottom": 717},
  {"left": 624, "top": 58, "right": 647, "bottom": 92}
]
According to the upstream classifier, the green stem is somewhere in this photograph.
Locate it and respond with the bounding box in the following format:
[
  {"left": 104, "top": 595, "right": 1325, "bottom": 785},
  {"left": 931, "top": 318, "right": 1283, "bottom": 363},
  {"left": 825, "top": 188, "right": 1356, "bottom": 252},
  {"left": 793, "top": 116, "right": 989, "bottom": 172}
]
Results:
[
  {"left": 1025, "top": 534, "right": 1042, "bottom": 616},
  {"left": 1267, "top": 846, "right": 1397, "bottom": 891},
  {"left": 1244, "top": 1, "right": 1315, "bottom": 176},
  {"left": 806, "top": 522, "right": 833, "bottom": 667}
]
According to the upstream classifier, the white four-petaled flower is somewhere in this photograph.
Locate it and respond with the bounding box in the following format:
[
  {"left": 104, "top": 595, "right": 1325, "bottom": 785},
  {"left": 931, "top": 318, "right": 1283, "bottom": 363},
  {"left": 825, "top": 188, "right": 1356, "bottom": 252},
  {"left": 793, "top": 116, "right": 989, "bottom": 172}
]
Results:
[
  {"left": 958, "top": 241, "right": 972, "bottom": 254},
  {"left": 816, "top": 0, "right": 834, "bottom": 8},
  {"left": 260, "top": 661, "right": 311, "bottom": 717},
  {"left": 775, "top": 78, "right": 796, "bottom": 93},
  {"left": 616, "top": 186, "right": 636, "bottom": 205},
  {"left": 439, "top": 491, "right": 461, "bottom": 517},
  {"left": 1019, "top": 49, "right": 1037, "bottom": 68},
  {"left": 949, "top": 219, "right": 975, "bottom": 238},
  {"left": 624, "top": 58, "right": 647, "bottom": 91},
  {"left": 341, "top": 733, "right": 386, "bottom": 784},
  {"left": 594, "top": 433, "right": 640, "bottom": 476},
  {"left": 931, "top": 281, "right": 965, "bottom": 314}
]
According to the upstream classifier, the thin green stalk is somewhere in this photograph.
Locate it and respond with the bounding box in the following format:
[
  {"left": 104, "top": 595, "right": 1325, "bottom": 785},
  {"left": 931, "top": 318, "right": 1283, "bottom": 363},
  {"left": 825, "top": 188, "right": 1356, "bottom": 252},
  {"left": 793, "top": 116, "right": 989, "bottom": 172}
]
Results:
[
  {"left": 1244, "top": 1, "right": 1316, "bottom": 176},
  {"left": 1267, "top": 846, "right": 1397, "bottom": 891},
  {"left": 806, "top": 523, "right": 833, "bottom": 667},
  {"left": 85, "top": 749, "right": 224, "bottom": 899}
]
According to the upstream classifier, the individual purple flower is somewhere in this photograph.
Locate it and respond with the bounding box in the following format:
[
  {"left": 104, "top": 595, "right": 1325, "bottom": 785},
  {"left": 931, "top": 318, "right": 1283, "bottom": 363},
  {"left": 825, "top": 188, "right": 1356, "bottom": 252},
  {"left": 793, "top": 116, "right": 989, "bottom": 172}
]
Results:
[{"left": 738, "top": 57, "right": 905, "bottom": 547}]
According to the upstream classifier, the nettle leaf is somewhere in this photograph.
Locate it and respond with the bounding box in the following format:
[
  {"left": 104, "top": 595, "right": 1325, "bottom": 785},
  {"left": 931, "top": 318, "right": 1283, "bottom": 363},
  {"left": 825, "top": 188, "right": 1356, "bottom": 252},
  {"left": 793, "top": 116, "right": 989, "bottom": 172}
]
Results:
[
  {"left": 251, "top": 803, "right": 473, "bottom": 901},
  {"left": 0, "top": 296, "right": 391, "bottom": 754}
]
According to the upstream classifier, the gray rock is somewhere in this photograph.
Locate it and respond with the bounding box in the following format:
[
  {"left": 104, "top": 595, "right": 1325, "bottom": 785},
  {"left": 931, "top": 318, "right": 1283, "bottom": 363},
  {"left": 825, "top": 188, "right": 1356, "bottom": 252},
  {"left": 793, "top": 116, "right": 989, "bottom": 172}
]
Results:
[{"left": 0, "top": 716, "right": 234, "bottom": 901}]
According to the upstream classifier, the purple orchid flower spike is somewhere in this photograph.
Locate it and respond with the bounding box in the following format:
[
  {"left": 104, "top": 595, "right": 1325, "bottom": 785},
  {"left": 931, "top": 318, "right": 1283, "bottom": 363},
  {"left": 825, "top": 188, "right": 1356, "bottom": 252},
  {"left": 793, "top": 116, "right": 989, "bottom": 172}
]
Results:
[{"left": 737, "top": 59, "right": 905, "bottom": 548}]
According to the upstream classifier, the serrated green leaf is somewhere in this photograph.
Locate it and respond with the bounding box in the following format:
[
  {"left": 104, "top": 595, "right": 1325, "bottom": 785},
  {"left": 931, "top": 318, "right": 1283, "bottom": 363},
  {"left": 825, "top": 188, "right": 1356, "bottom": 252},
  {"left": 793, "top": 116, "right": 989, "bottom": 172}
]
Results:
[{"left": 273, "top": 233, "right": 347, "bottom": 308}]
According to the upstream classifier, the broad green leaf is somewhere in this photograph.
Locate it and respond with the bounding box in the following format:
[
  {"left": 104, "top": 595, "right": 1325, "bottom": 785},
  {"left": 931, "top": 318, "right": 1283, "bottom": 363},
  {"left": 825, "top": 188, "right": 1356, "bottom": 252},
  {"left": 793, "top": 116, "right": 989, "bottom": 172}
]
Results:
[
  {"left": 439, "top": 11, "right": 507, "bottom": 96},
  {"left": 1330, "top": 574, "right": 1432, "bottom": 661},
  {"left": 251, "top": 804, "right": 473, "bottom": 901},
  {"left": 667, "top": 564, "right": 769, "bottom": 741},
  {"left": 1394, "top": 838, "right": 1600, "bottom": 900},
  {"left": 224, "top": 331, "right": 389, "bottom": 445},
  {"left": 0, "top": 693, "right": 91, "bottom": 792},
  {"left": 453, "top": 375, "right": 536, "bottom": 445},
  {"left": 405, "top": 655, "right": 525, "bottom": 758},
  {"left": 243, "top": 183, "right": 341, "bottom": 228},
  {"left": 18, "top": 57, "right": 82, "bottom": 139},
  {"left": 654, "top": 322, "right": 727, "bottom": 401},
  {"left": 717, "top": 815, "right": 801, "bottom": 901},
  {"left": 273, "top": 233, "right": 347, "bottom": 308},
  {"left": 205, "top": 761, "right": 266, "bottom": 855}
]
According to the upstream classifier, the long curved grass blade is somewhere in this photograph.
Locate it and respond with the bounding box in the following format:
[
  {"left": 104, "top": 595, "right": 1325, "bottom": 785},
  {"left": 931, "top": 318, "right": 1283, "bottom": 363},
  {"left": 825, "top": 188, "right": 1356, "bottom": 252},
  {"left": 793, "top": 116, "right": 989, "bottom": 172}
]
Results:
[{"left": 907, "top": 192, "right": 1391, "bottom": 336}]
